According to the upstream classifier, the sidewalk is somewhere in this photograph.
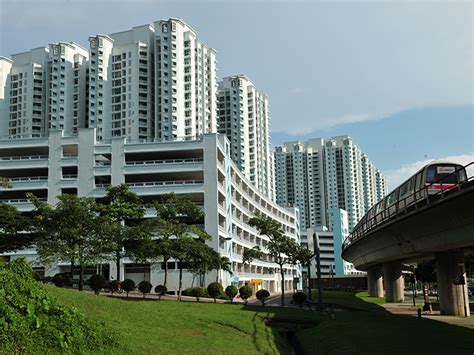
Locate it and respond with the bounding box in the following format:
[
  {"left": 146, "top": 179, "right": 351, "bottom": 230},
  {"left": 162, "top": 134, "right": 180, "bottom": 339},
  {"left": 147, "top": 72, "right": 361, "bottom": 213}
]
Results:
[{"left": 380, "top": 302, "right": 474, "bottom": 327}]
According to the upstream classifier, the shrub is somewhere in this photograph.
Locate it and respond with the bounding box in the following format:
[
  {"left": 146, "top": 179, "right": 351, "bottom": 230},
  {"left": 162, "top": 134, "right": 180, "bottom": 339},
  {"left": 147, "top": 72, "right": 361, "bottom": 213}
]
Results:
[
  {"left": 292, "top": 292, "right": 307, "bottom": 308},
  {"left": 239, "top": 286, "right": 253, "bottom": 305},
  {"left": 189, "top": 286, "right": 207, "bottom": 302},
  {"left": 225, "top": 285, "right": 238, "bottom": 303},
  {"left": 52, "top": 273, "right": 72, "bottom": 288},
  {"left": 32, "top": 271, "right": 41, "bottom": 281},
  {"left": 256, "top": 289, "right": 270, "bottom": 306},
  {"left": 122, "top": 279, "right": 136, "bottom": 297},
  {"left": 207, "top": 282, "right": 224, "bottom": 303},
  {"left": 105, "top": 280, "right": 121, "bottom": 294},
  {"left": 0, "top": 258, "right": 116, "bottom": 353},
  {"left": 88, "top": 274, "right": 107, "bottom": 295},
  {"left": 154, "top": 285, "right": 167, "bottom": 300},
  {"left": 138, "top": 280, "right": 152, "bottom": 299}
]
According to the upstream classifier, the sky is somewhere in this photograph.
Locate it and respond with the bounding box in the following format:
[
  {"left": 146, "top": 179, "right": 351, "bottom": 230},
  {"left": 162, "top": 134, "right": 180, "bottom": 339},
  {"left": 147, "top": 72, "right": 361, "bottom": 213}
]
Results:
[{"left": 0, "top": 0, "right": 472, "bottom": 190}]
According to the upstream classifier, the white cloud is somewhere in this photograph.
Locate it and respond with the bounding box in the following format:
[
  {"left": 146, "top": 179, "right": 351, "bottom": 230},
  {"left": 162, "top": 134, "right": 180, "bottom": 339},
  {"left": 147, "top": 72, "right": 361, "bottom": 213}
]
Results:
[{"left": 384, "top": 153, "right": 474, "bottom": 191}]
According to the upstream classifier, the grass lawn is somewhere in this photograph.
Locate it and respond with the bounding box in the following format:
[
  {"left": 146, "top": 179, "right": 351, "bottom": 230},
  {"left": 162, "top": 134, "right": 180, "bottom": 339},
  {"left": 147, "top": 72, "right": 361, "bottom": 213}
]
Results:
[
  {"left": 45, "top": 287, "right": 474, "bottom": 354},
  {"left": 299, "top": 310, "right": 474, "bottom": 354},
  {"left": 311, "top": 290, "right": 385, "bottom": 310},
  {"left": 46, "top": 286, "right": 316, "bottom": 354}
]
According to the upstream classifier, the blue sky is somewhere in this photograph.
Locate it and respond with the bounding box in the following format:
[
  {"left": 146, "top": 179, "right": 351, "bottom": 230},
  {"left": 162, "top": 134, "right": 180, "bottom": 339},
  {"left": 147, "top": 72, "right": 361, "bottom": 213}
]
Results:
[{"left": 1, "top": 0, "right": 472, "bottom": 189}]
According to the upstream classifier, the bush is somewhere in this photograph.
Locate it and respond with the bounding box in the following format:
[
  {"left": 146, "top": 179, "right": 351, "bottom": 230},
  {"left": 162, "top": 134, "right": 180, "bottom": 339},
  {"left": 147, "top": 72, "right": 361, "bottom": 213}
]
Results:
[
  {"left": 154, "top": 285, "right": 167, "bottom": 300},
  {"left": 207, "top": 282, "right": 224, "bottom": 303},
  {"left": 225, "top": 285, "right": 238, "bottom": 303},
  {"left": 122, "top": 279, "right": 136, "bottom": 297},
  {"left": 0, "top": 258, "right": 116, "bottom": 353},
  {"left": 239, "top": 286, "right": 253, "bottom": 305},
  {"left": 32, "top": 271, "right": 41, "bottom": 281},
  {"left": 88, "top": 274, "right": 107, "bottom": 295},
  {"left": 138, "top": 280, "right": 152, "bottom": 299},
  {"left": 52, "top": 273, "right": 72, "bottom": 288},
  {"left": 189, "top": 286, "right": 207, "bottom": 302},
  {"left": 256, "top": 289, "right": 270, "bottom": 306},
  {"left": 105, "top": 280, "right": 121, "bottom": 294},
  {"left": 292, "top": 292, "right": 307, "bottom": 308}
]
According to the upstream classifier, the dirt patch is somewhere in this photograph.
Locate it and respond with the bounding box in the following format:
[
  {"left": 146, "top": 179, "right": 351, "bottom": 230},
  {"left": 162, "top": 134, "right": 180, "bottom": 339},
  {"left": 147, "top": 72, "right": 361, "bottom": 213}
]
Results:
[{"left": 209, "top": 322, "right": 250, "bottom": 336}]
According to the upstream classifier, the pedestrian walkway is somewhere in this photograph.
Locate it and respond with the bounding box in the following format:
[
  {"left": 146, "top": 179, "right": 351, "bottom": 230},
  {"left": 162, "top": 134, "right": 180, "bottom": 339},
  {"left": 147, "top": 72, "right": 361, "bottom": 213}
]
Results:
[{"left": 380, "top": 302, "right": 474, "bottom": 327}]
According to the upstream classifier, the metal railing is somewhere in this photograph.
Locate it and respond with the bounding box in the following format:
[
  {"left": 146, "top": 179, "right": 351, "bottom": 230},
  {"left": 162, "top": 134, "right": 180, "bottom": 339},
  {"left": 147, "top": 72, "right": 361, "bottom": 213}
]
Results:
[
  {"left": 127, "top": 180, "right": 203, "bottom": 188},
  {"left": 0, "top": 155, "right": 48, "bottom": 161},
  {"left": 0, "top": 198, "right": 47, "bottom": 204},
  {"left": 125, "top": 158, "right": 203, "bottom": 166},
  {"left": 8, "top": 176, "right": 48, "bottom": 182},
  {"left": 344, "top": 162, "right": 474, "bottom": 249}
]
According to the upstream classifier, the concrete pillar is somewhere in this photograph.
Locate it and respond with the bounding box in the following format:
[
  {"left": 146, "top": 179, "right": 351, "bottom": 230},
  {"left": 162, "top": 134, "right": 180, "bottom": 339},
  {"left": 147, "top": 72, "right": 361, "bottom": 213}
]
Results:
[
  {"left": 383, "top": 261, "right": 405, "bottom": 302},
  {"left": 367, "top": 265, "right": 384, "bottom": 298},
  {"left": 435, "top": 252, "right": 470, "bottom": 317}
]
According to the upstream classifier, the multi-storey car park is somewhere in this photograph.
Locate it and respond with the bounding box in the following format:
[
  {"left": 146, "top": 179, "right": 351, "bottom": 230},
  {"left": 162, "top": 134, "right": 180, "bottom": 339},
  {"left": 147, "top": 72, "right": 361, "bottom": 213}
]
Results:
[{"left": 0, "top": 129, "right": 300, "bottom": 293}]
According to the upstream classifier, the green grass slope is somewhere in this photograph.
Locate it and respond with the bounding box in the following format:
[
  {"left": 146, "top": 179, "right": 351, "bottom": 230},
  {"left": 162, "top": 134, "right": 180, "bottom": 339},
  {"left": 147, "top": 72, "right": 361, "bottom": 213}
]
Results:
[{"left": 47, "top": 286, "right": 316, "bottom": 354}]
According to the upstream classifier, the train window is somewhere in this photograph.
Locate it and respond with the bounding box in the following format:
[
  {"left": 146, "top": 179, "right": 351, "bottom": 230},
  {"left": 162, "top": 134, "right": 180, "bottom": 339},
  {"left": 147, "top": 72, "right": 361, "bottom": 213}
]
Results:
[
  {"left": 415, "top": 172, "right": 423, "bottom": 190},
  {"left": 386, "top": 190, "right": 397, "bottom": 206},
  {"left": 399, "top": 181, "right": 409, "bottom": 197},
  {"left": 427, "top": 165, "right": 458, "bottom": 184},
  {"left": 458, "top": 168, "right": 467, "bottom": 183}
]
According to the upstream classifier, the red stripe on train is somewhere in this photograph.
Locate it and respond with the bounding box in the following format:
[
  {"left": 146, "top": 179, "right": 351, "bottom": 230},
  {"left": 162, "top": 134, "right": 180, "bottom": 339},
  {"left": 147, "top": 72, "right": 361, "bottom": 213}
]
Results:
[{"left": 424, "top": 183, "right": 456, "bottom": 190}]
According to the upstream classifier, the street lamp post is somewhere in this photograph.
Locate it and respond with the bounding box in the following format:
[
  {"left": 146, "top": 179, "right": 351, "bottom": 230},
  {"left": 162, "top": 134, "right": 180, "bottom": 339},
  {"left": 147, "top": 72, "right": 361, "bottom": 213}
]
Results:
[{"left": 313, "top": 232, "right": 323, "bottom": 310}]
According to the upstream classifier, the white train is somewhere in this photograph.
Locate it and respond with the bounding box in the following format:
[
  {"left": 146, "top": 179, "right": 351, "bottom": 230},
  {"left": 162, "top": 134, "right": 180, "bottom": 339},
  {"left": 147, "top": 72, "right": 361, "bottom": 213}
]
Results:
[{"left": 350, "top": 161, "right": 469, "bottom": 242}]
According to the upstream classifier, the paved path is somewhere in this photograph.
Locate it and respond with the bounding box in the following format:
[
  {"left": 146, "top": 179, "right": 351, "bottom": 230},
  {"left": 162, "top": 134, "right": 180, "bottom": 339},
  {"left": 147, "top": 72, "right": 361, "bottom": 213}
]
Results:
[{"left": 380, "top": 302, "right": 474, "bottom": 327}]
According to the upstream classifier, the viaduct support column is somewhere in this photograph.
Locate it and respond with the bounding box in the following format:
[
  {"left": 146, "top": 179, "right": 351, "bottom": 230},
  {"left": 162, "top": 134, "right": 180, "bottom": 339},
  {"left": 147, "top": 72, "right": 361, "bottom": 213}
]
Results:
[
  {"left": 367, "top": 265, "right": 384, "bottom": 298},
  {"left": 383, "top": 261, "right": 404, "bottom": 302},
  {"left": 435, "top": 252, "right": 470, "bottom": 317}
]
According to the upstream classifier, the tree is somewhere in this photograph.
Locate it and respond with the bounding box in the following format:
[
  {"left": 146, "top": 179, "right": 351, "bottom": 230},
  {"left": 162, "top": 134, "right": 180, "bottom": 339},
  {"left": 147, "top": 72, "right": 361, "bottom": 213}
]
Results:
[
  {"left": 293, "top": 292, "right": 307, "bottom": 308},
  {"left": 239, "top": 286, "right": 253, "bottom": 305},
  {"left": 207, "top": 282, "right": 224, "bottom": 303},
  {"left": 122, "top": 279, "right": 136, "bottom": 297},
  {"left": 248, "top": 213, "right": 300, "bottom": 306},
  {"left": 0, "top": 176, "right": 11, "bottom": 188},
  {"left": 138, "top": 280, "right": 152, "bottom": 299},
  {"left": 154, "top": 285, "right": 167, "bottom": 300},
  {"left": 225, "top": 285, "right": 238, "bottom": 303},
  {"left": 213, "top": 256, "right": 233, "bottom": 283},
  {"left": 151, "top": 193, "right": 205, "bottom": 288},
  {"left": 88, "top": 274, "right": 107, "bottom": 295},
  {"left": 30, "top": 194, "right": 109, "bottom": 291},
  {"left": 256, "top": 289, "right": 270, "bottom": 306},
  {"left": 189, "top": 286, "right": 207, "bottom": 302},
  {"left": 99, "top": 184, "right": 145, "bottom": 281},
  {"left": 243, "top": 246, "right": 264, "bottom": 265},
  {"left": 0, "top": 203, "right": 35, "bottom": 253},
  {"left": 171, "top": 236, "right": 211, "bottom": 300}
]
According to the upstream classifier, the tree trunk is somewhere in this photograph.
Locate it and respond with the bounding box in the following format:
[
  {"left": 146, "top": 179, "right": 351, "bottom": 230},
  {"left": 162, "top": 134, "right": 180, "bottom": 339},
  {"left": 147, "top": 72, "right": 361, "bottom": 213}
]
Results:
[
  {"left": 116, "top": 249, "right": 121, "bottom": 281},
  {"left": 163, "top": 257, "right": 169, "bottom": 288},
  {"left": 280, "top": 265, "right": 285, "bottom": 307},
  {"left": 178, "top": 266, "right": 183, "bottom": 301},
  {"left": 79, "top": 264, "right": 84, "bottom": 291},
  {"left": 70, "top": 259, "right": 75, "bottom": 282},
  {"left": 216, "top": 267, "right": 219, "bottom": 283}
]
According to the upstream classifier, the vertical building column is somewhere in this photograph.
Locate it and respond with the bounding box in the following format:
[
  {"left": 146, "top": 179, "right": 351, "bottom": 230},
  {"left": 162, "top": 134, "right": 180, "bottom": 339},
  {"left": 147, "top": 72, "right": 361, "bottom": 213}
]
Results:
[
  {"left": 367, "top": 265, "right": 384, "bottom": 298},
  {"left": 435, "top": 252, "right": 470, "bottom": 317},
  {"left": 383, "top": 261, "right": 404, "bottom": 302}
]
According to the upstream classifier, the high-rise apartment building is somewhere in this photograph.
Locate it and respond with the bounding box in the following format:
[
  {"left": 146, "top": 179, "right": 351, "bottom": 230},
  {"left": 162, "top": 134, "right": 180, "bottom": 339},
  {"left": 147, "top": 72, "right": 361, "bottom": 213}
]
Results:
[
  {"left": 217, "top": 75, "right": 274, "bottom": 200},
  {"left": 154, "top": 19, "right": 217, "bottom": 141},
  {"left": 274, "top": 136, "right": 387, "bottom": 233},
  {"left": 0, "top": 18, "right": 217, "bottom": 143}
]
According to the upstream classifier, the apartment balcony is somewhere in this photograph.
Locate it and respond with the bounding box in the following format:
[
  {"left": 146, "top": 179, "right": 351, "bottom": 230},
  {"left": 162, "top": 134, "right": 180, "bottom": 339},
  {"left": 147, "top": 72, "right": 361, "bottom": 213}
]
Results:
[
  {"left": 0, "top": 176, "right": 48, "bottom": 190},
  {"left": 0, "top": 155, "right": 48, "bottom": 169},
  {"left": 128, "top": 179, "right": 204, "bottom": 196},
  {"left": 0, "top": 198, "right": 47, "bottom": 212},
  {"left": 124, "top": 158, "right": 203, "bottom": 174}
]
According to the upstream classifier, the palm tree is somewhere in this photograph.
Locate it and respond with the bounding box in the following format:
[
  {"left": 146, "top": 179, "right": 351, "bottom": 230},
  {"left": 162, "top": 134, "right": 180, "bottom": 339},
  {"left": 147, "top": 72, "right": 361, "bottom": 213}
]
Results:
[{"left": 215, "top": 256, "right": 233, "bottom": 282}]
